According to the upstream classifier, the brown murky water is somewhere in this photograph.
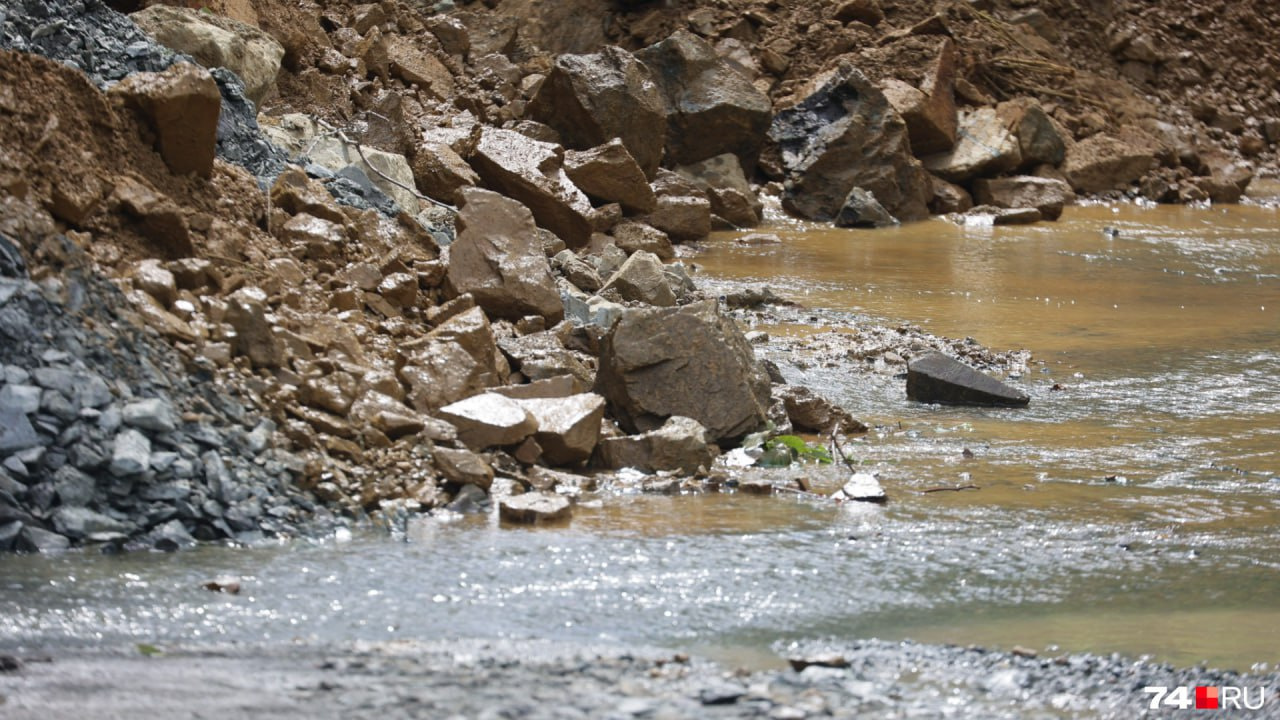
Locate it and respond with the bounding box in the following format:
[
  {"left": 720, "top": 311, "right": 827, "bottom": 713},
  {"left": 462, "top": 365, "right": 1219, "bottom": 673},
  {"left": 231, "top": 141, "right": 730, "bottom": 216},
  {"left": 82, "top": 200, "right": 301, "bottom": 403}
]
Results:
[{"left": 1, "top": 203, "right": 1277, "bottom": 675}]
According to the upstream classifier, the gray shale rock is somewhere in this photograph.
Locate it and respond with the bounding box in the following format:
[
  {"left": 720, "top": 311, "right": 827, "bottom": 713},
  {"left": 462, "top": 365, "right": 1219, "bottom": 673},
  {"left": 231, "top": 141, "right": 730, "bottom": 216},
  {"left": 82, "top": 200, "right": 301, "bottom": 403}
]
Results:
[{"left": 906, "top": 352, "right": 1029, "bottom": 407}]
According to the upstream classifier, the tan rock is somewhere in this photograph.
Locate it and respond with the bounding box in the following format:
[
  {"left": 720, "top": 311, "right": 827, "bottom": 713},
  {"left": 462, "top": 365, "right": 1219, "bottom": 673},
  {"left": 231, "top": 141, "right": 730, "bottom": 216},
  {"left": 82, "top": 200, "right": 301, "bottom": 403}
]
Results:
[
  {"left": 527, "top": 45, "right": 667, "bottom": 178},
  {"left": 269, "top": 167, "right": 347, "bottom": 224},
  {"left": 110, "top": 63, "right": 220, "bottom": 178},
  {"left": 386, "top": 36, "right": 456, "bottom": 101},
  {"left": 130, "top": 259, "right": 178, "bottom": 306},
  {"left": 609, "top": 221, "right": 674, "bottom": 260},
  {"left": 776, "top": 385, "right": 867, "bottom": 434},
  {"left": 434, "top": 447, "right": 494, "bottom": 489},
  {"left": 563, "top": 139, "right": 656, "bottom": 214},
  {"left": 400, "top": 306, "right": 508, "bottom": 412},
  {"left": 468, "top": 127, "right": 595, "bottom": 249},
  {"left": 225, "top": 286, "right": 283, "bottom": 368},
  {"left": 447, "top": 188, "right": 564, "bottom": 322},
  {"left": 378, "top": 272, "right": 419, "bottom": 308},
  {"left": 126, "top": 290, "right": 197, "bottom": 342},
  {"left": 514, "top": 393, "right": 607, "bottom": 465},
  {"left": 300, "top": 372, "right": 357, "bottom": 415},
  {"left": 923, "top": 107, "right": 1022, "bottom": 183},
  {"left": 499, "top": 492, "right": 572, "bottom": 524},
  {"left": 112, "top": 176, "right": 194, "bottom": 256},
  {"left": 280, "top": 213, "right": 347, "bottom": 260},
  {"left": 410, "top": 141, "right": 478, "bottom": 205},
  {"left": 437, "top": 392, "right": 537, "bottom": 450},
  {"left": 972, "top": 176, "right": 1074, "bottom": 221},
  {"left": 675, "top": 154, "right": 761, "bottom": 228},
  {"left": 600, "top": 251, "right": 676, "bottom": 307},
  {"left": 1063, "top": 133, "right": 1156, "bottom": 193},
  {"left": 491, "top": 375, "right": 588, "bottom": 400},
  {"left": 595, "top": 416, "right": 718, "bottom": 473},
  {"left": 130, "top": 5, "right": 284, "bottom": 106}
]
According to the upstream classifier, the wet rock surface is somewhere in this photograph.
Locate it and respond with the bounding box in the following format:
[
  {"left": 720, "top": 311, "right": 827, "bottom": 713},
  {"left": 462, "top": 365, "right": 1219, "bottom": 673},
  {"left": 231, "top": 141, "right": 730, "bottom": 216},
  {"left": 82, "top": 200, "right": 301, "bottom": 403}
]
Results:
[{"left": 907, "top": 351, "right": 1030, "bottom": 407}]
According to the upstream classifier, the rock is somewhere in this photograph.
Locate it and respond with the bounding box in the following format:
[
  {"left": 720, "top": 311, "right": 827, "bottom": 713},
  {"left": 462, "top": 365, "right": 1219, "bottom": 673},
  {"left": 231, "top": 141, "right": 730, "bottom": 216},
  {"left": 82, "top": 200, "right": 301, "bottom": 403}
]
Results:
[
  {"left": 674, "top": 154, "right": 761, "bottom": 228},
  {"left": 636, "top": 30, "right": 772, "bottom": 168},
  {"left": 928, "top": 175, "right": 974, "bottom": 214},
  {"left": 497, "top": 331, "right": 593, "bottom": 386},
  {"left": 400, "top": 306, "right": 508, "bottom": 412},
  {"left": 997, "top": 99, "right": 1065, "bottom": 168},
  {"left": 552, "top": 249, "right": 604, "bottom": 293},
  {"left": 260, "top": 113, "right": 417, "bottom": 213},
  {"left": 835, "top": 0, "right": 884, "bottom": 25},
  {"left": 53, "top": 466, "right": 95, "bottom": 507},
  {"left": 269, "top": 166, "right": 347, "bottom": 224},
  {"left": 130, "top": 259, "right": 178, "bottom": 306},
  {"left": 766, "top": 63, "right": 929, "bottom": 223},
  {"left": 122, "top": 398, "right": 178, "bottom": 433},
  {"left": 963, "top": 205, "right": 1043, "bottom": 225},
  {"left": 596, "top": 416, "right": 718, "bottom": 473},
  {"left": 225, "top": 286, "right": 282, "bottom": 369},
  {"left": 469, "top": 128, "right": 595, "bottom": 249},
  {"left": 777, "top": 386, "right": 867, "bottom": 434},
  {"left": 130, "top": 5, "right": 284, "bottom": 107},
  {"left": 527, "top": 46, "right": 667, "bottom": 178},
  {"left": 514, "top": 393, "right": 607, "bottom": 465},
  {"left": 972, "top": 177, "right": 1074, "bottom": 221},
  {"left": 492, "top": 375, "right": 588, "bottom": 400},
  {"left": 906, "top": 352, "right": 1029, "bottom": 407},
  {"left": 350, "top": 392, "right": 424, "bottom": 440},
  {"left": 600, "top": 250, "right": 677, "bottom": 307},
  {"left": 434, "top": 447, "right": 494, "bottom": 490},
  {"left": 1062, "top": 133, "right": 1156, "bottom": 193},
  {"left": 18, "top": 526, "right": 70, "bottom": 553},
  {"left": 52, "top": 506, "right": 130, "bottom": 539},
  {"left": 109, "top": 428, "right": 152, "bottom": 476},
  {"left": 110, "top": 177, "right": 194, "bottom": 256},
  {"left": 880, "top": 39, "right": 957, "bottom": 155},
  {"left": 643, "top": 170, "right": 713, "bottom": 242},
  {"left": 0, "top": 407, "right": 41, "bottom": 455},
  {"left": 595, "top": 300, "right": 770, "bottom": 441},
  {"left": 564, "top": 140, "right": 657, "bottom": 214},
  {"left": 385, "top": 36, "right": 455, "bottom": 101},
  {"left": 0, "top": 384, "right": 41, "bottom": 416},
  {"left": 0, "top": 234, "right": 27, "bottom": 279},
  {"left": 840, "top": 472, "right": 886, "bottom": 503},
  {"left": 610, "top": 221, "right": 674, "bottom": 261},
  {"left": 0, "top": 520, "right": 21, "bottom": 552},
  {"left": 437, "top": 392, "right": 537, "bottom": 450},
  {"left": 835, "top": 187, "right": 897, "bottom": 228},
  {"left": 499, "top": 492, "right": 572, "bottom": 524},
  {"left": 410, "top": 141, "right": 478, "bottom": 205},
  {"left": 448, "top": 188, "right": 564, "bottom": 323},
  {"left": 109, "top": 63, "right": 221, "bottom": 178},
  {"left": 378, "top": 272, "right": 419, "bottom": 309},
  {"left": 922, "top": 107, "right": 1022, "bottom": 183}
]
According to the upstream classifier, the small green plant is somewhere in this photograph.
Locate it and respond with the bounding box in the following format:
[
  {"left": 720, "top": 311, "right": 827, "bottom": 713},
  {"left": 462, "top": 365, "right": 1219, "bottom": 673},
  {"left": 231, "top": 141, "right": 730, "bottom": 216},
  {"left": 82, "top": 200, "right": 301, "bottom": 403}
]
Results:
[{"left": 762, "top": 435, "right": 833, "bottom": 466}]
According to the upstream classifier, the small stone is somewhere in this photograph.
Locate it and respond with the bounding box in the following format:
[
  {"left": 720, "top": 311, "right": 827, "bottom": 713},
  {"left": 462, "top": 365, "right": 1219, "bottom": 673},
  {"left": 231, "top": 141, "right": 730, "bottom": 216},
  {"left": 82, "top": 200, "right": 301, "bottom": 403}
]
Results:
[
  {"left": 0, "top": 407, "right": 41, "bottom": 454},
  {"left": 0, "top": 384, "right": 41, "bottom": 415},
  {"left": 840, "top": 472, "right": 886, "bottom": 503},
  {"left": 434, "top": 447, "right": 495, "bottom": 490},
  {"left": 906, "top": 352, "right": 1029, "bottom": 407},
  {"left": 498, "top": 492, "right": 572, "bottom": 524},
  {"left": 52, "top": 506, "right": 130, "bottom": 539}
]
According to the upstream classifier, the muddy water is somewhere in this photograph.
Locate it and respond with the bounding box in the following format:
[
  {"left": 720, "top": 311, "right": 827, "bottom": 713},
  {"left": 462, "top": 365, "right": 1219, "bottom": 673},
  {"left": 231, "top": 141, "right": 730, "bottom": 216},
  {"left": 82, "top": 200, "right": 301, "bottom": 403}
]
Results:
[{"left": 2, "top": 204, "right": 1279, "bottom": 675}]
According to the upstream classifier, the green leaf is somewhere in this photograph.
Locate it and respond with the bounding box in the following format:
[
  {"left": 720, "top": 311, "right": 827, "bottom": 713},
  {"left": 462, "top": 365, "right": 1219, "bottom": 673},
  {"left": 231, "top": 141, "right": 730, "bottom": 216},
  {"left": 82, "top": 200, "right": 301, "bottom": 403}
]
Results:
[{"left": 136, "top": 643, "right": 163, "bottom": 657}]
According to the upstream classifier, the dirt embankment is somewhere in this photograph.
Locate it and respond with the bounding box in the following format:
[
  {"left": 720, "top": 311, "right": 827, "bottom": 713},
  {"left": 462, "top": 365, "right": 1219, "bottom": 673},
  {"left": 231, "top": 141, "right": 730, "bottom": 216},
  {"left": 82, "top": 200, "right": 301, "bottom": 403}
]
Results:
[{"left": 0, "top": 0, "right": 1275, "bottom": 552}]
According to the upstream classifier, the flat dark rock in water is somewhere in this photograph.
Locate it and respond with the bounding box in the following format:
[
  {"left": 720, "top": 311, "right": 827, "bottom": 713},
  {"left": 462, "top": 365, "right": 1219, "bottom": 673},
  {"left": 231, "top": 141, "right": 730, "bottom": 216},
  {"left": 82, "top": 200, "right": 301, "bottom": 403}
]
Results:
[{"left": 906, "top": 352, "right": 1029, "bottom": 407}]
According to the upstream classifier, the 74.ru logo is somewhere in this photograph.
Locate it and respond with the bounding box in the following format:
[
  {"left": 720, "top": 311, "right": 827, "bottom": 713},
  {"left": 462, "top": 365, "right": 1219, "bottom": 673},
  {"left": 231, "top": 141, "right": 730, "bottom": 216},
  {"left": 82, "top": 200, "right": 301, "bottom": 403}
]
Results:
[{"left": 1143, "top": 685, "right": 1267, "bottom": 710}]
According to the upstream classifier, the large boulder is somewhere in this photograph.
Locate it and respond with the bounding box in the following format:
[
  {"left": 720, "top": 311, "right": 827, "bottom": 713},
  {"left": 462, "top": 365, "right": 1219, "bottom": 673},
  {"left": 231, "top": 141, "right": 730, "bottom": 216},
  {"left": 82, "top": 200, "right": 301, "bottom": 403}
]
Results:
[
  {"left": 130, "top": 4, "right": 284, "bottom": 107},
  {"left": 906, "top": 352, "right": 1029, "bottom": 407},
  {"left": 447, "top": 188, "right": 563, "bottom": 323},
  {"left": 564, "top": 139, "right": 657, "bottom": 214},
  {"left": 636, "top": 30, "right": 773, "bottom": 169},
  {"left": 879, "top": 39, "right": 958, "bottom": 156},
  {"left": 1063, "top": 133, "right": 1156, "bottom": 193},
  {"left": 595, "top": 416, "right": 718, "bottom": 473},
  {"left": 399, "top": 306, "right": 509, "bottom": 412},
  {"left": 109, "top": 63, "right": 221, "bottom": 178},
  {"left": 972, "top": 176, "right": 1074, "bottom": 221},
  {"left": 469, "top": 127, "right": 595, "bottom": 249},
  {"left": 922, "top": 107, "right": 1022, "bottom": 183},
  {"left": 514, "top": 393, "right": 607, "bottom": 465},
  {"left": 595, "top": 300, "right": 771, "bottom": 442},
  {"left": 527, "top": 46, "right": 667, "bottom": 178},
  {"left": 764, "top": 63, "right": 929, "bottom": 223}
]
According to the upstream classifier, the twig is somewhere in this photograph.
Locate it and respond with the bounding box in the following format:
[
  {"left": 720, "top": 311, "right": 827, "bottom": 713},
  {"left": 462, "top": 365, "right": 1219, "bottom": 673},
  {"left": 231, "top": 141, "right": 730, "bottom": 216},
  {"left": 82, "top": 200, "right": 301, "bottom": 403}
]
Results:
[
  {"left": 334, "top": 129, "right": 459, "bottom": 214},
  {"left": 917, "top": 484, "right": 980, "bottom": 494},
  {"left": 829, "top": 428, "right": 858, "bottom": 472}
]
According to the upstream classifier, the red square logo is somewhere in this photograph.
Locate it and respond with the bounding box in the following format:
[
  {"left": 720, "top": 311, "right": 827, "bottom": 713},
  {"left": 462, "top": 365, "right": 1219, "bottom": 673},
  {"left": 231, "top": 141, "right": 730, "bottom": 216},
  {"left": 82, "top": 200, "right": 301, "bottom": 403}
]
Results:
[{"left": 1196, "top": 686, "right": 1220, "bottom": 710}]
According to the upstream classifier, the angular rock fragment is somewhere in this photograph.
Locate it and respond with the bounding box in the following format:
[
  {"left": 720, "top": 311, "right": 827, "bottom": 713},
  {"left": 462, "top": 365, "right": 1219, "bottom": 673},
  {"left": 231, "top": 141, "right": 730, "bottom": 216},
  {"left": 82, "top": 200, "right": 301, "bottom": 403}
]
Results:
[
  {"left": 600, "top": 250, "right": 676, "bottom": 307},
  {"left": 437, "top": 392, "right": 537, "bottom": 450},
  {"left": 839, "top": 472, "right": 886, "bottom": 503},
  {"left": 434, "top": 447, "right": 494, "bottom": 490},
  {"left": 596, "top": 300, "right": 770, "bottom": 441},
  {"left": 110, "top": 63, "right": 221, "bottom": 178},
  {"left": 564, "top": 140, "right": 657, "bottom": 214},
  {"left": 923, "top": 107, "right": 1022, "bottom": 183},
  {"left": 972, "top": 177, "right": 1074, "bottom": 221},
  {"left": 499, "top": 492, "right": 572, "bottom": 524},
  {"left": 595, "top": 416, "right": 718, "bottom": 473},
  {"left": 514, "top": 393, "right": 606, "bottom": 465},
  {"left": 906, "top": 352, "right": 1029, "bottom": 407}
]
